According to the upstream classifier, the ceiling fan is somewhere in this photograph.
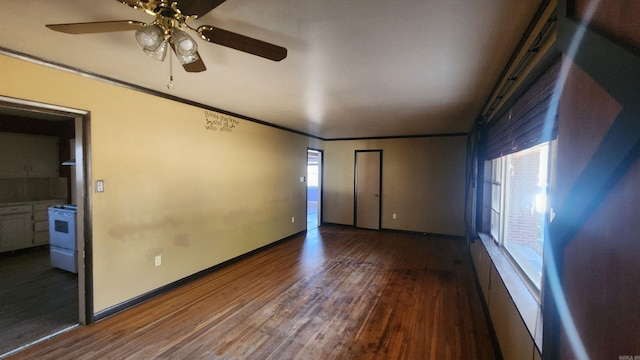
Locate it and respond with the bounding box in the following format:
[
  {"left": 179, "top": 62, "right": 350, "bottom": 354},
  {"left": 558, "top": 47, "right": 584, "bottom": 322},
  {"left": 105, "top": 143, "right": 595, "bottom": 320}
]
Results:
[{"left": 45, "top": 0, "right": 287, "bottom": 73}]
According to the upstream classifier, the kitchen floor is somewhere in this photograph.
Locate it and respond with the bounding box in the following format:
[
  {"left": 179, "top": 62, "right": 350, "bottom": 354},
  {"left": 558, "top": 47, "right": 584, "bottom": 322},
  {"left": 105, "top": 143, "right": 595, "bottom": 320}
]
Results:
[{"left": 0, "top": 247, "right": 77, "bottom": 356}]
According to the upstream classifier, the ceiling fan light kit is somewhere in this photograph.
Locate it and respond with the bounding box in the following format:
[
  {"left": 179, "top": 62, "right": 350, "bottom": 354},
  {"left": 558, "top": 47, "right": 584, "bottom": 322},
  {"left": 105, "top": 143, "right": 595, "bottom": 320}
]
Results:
[
  {"left": 135, "top": 24, "right": 168, "bottom": 61},
  {"left": 135, "top": 24, "right": 198, "bottom": 64},
  {"left": 145, "top": 40, "right": 169, "bottom": 61},
  {"left": 135, "top": 24, "right": 163, "bottom": 49},
  {"left": 45, "top": 0, "right": 288, "bottom": 73},
  {"left": 171, "top": 28, "right": 199, "bottom": 65}
]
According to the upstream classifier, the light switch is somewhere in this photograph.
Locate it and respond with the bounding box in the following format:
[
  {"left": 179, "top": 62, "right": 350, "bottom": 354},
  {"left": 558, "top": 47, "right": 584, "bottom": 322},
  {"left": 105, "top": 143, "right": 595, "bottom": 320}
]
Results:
[{"left": 96, "top": 180, "right": 105, "bottom": 192}]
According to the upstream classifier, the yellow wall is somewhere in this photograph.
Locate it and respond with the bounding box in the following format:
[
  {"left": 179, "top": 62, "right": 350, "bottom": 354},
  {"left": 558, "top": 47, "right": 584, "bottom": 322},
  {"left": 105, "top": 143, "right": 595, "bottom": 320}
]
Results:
[
  {"left": 1, "top": 53, "right": 467, "bottom": 315},
  {"left": 323, "top": 137, "right": 467, "bottom": 236},
  {"left": 0, "top": 54, "right": 318, "bottom": 312}
]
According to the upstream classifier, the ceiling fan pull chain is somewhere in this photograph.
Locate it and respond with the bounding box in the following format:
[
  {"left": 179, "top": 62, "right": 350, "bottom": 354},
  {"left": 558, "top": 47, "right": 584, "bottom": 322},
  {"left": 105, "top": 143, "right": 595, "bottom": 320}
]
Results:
[{"left": 167, "top": 50, "right": 175, "bottom": 90}]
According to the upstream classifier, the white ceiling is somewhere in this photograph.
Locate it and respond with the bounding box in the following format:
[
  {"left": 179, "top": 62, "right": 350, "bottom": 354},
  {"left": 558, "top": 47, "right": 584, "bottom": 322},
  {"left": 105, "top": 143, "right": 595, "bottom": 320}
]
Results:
[{"left": 0, "top": 0, "right": 543, "bottom": 139}]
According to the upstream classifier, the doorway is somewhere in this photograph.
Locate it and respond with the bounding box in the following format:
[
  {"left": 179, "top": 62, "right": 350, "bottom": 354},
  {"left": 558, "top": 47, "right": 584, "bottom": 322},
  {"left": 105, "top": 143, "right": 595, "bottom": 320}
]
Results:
[
  {"left": 307, "top": 149, "right": 322, "bottom": 230},
  {"left": 355, "top": 150, "right": 382, "bottom": 230},
  {"left": 0, "top": 97, "right": 91, "bottom": 356}
]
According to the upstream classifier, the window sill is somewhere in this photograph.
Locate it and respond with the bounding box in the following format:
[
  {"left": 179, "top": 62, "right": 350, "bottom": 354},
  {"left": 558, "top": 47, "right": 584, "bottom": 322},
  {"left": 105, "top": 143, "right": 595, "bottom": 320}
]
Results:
[{"left": 477, "top": 232, "right": 543, "bottom": 351}]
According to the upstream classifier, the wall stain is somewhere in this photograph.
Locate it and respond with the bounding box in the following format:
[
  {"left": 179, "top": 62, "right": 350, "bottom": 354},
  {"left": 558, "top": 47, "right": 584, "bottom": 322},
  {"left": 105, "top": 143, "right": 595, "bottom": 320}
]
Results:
[
  {"left": 108, "top": 217, "right": 184, "bottom": 241},
  {"left": 173, "top": 233, "right": 190, "bottom": 248}
]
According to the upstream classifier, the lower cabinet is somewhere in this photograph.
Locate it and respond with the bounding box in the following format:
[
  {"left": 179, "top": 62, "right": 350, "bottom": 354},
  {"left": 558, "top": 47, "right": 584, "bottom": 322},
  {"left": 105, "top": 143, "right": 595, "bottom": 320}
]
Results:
[
  {"left": 0, "top": 205, "right": 33, "bottom": 252},
  {"left": 0, "top": 200, "right": 66, "bottom": 252}
]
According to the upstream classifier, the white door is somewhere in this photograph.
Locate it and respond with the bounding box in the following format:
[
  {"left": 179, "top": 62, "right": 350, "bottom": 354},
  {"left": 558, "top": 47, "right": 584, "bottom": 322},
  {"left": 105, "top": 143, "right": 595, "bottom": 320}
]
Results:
[{"left": 355, "top": 150, "right": 381, "bottom": 230}]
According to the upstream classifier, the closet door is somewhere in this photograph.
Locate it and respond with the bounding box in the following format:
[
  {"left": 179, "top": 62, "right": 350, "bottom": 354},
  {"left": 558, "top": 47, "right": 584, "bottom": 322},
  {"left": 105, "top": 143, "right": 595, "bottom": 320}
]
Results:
[{"left": 355, "top": 150, "right": 381, "bottom": 230}]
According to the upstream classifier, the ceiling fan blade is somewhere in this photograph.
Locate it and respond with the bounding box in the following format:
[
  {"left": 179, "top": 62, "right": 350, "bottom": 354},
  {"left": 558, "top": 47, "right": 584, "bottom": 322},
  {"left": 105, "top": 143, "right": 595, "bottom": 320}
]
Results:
[
  {"left": 46, "top": 20, "right": 146, "bottom": 34},
  {"left": 197, "top": 26, "right": 287, "bottom": 61},
  {"left": 178, "top": 0, "right": 227, "bottom": 17},
  {"left": 182, "top": 53, "right": 207, "bottom": 72}
]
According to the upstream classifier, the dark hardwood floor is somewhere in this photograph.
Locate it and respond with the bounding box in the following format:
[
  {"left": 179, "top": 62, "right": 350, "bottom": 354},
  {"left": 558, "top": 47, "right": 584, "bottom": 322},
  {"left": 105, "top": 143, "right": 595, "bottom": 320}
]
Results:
[
  {"left": 0, "top": 247, "right": 78, "bottom": 356},
  {"left": 5, "top": 226, "right": 497, "bottom": 359}
]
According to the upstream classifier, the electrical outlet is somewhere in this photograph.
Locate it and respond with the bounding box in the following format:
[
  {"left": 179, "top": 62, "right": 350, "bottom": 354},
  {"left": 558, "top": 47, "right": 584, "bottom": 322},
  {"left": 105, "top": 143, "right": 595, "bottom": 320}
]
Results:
[
  {"left": 96, "top": 180, "right": 105, "bottom": 193},
  {"left": 155, "top": 255, "right": 161, "bottom": 267},
  {"left": 393, "top": 213, "right": 397, "bottom": 219},
  {"left": 291, "top": 217, "right": 295, "bottom": 223}
]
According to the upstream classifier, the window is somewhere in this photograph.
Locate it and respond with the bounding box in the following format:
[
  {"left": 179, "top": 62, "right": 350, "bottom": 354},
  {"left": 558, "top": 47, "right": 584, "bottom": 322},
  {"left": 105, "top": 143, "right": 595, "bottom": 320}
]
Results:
[
  {"left": 490, "top": 157, "right": 503, "bottom": 243},
  {"left": 489, "top": 140, "right": 556, "bottom": 292}
]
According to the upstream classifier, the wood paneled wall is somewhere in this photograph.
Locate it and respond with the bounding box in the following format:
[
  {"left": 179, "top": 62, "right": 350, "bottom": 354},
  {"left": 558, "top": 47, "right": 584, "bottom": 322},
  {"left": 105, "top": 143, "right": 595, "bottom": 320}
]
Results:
[
  {"left": 573, "top": 0, "right": 640, "bottom": 49},
  {"left": 553, "top": 1, "right": 640, "bottom": 358}
]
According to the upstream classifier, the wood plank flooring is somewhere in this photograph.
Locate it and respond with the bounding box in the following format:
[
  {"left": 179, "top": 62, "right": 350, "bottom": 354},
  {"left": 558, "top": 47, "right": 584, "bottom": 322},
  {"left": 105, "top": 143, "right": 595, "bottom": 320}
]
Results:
[
  {"left": 5, "top": 226, "right": 497, "bottom": 359},
  {"left": 0, "top": 247, "right": 78, "bottom": 356}
]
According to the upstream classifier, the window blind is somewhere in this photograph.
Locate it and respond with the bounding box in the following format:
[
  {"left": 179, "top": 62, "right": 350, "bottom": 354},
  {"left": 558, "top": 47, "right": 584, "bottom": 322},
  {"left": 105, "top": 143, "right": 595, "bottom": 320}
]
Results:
[{"left": 482, "top": 60, "right": 561, "bottom": 160}]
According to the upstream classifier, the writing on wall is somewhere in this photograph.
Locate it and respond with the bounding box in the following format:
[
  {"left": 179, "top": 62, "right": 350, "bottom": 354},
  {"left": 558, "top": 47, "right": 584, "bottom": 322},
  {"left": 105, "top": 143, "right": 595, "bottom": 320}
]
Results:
[{"left": 204, "top": 111, "right": 239, "bottom": 133}]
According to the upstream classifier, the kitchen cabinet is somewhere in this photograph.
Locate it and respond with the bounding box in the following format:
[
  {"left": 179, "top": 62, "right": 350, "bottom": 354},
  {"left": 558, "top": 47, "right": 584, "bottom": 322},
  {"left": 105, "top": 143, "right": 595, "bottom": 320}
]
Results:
[
  {"left": 0, "top": 200, "right": 66, "bottom": 252},
  {"left": 0, "top": 132, "right": 59, "bottom": 178},
  {"left": 0, "top": 204, "right": 33, "bottom": 252}
]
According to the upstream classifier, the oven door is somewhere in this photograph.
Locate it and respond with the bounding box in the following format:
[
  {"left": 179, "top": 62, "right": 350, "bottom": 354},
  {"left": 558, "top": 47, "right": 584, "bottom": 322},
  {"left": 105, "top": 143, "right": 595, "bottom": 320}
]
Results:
[{"left": 48, "top": 208, "right": 76, "bottom": 250}]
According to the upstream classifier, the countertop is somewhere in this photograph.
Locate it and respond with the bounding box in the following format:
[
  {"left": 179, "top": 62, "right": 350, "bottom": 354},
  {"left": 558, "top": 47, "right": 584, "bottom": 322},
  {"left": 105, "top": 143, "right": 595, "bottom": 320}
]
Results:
[{"left": 0, "top": 198, "right": 67, "bottom": 207}]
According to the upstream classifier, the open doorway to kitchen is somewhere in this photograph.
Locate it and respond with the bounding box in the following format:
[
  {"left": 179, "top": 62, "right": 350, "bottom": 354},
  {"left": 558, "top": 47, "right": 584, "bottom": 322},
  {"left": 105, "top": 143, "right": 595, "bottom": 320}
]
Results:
[
  {"left": 0, "top": 97, "right": 91, "bottom": 357},
  {"left": 307, "top": 149, "right": 322, "bottom": 230}
]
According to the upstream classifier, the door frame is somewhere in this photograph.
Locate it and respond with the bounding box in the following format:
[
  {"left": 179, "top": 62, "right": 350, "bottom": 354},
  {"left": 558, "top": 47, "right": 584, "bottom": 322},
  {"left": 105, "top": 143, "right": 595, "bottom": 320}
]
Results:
[
  {"left": 354, "top": 149, "right": 382, "bottom": 229},
  {"left": 0, "top": 95, "right": 93, "bottom": 325},
  {"left": 307, "top": 148, "right": 323, "bottom": 228}
]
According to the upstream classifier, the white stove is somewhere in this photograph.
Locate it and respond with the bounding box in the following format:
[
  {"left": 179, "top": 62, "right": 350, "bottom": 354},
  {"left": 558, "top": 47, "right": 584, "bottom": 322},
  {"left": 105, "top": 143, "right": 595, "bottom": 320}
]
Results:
[{"left": 48, "top": 205, "right": 77, "bottom": 273}]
